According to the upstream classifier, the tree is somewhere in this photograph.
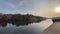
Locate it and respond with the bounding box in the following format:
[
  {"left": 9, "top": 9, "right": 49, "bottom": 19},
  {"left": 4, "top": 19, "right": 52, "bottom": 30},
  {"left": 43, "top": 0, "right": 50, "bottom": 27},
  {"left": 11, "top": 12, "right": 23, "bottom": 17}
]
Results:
[{"left": 2, "top": 14, "right": 8, "bottom": 22}]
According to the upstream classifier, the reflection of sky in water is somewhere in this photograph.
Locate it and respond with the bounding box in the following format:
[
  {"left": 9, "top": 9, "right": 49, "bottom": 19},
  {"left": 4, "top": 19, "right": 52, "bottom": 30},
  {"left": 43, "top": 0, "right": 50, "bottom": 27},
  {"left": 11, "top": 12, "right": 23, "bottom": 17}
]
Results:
[{"left": 0, "top": 19, "right": 53, "bottom": 34}]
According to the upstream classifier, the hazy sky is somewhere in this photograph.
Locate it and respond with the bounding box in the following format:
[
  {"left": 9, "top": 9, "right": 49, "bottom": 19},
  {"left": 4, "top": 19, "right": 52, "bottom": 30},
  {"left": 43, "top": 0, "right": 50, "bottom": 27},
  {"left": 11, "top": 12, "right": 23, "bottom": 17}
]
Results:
[{"left": 0, "top": 0, "right": 60, "bottom": 17}]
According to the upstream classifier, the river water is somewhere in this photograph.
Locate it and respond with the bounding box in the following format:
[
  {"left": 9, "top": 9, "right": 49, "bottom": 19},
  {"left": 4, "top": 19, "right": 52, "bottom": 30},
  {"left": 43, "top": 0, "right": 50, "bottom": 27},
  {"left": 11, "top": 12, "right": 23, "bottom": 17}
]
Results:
[{"left": 0, "top": 19, "right": 53, "bottom": 34}]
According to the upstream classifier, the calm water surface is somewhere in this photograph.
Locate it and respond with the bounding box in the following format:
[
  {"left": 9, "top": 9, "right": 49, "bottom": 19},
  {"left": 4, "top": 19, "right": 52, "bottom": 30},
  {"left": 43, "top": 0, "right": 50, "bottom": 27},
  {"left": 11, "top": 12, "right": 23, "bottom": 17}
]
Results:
[{"left": 0, "top": 19, "right": 52, "bottom": 34}]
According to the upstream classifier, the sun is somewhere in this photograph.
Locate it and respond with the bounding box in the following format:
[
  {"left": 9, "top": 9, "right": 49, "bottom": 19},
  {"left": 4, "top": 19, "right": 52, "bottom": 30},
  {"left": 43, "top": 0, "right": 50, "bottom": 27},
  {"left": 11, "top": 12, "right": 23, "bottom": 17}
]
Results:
[{"left": 55, "top": 7, "right": 60, "bottom": 12}]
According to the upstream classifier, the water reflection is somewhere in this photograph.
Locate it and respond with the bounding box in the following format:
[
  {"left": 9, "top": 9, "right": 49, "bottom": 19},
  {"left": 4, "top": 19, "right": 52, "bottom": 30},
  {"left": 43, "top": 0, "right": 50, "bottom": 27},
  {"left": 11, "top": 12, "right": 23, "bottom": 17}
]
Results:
[
  {"left": 0, "top": 19, "right": 53, "bottom": 34},
  {"left": 0, "top": 16, "right": 47, "bottom": 27},
  {"left": 0, "top": 21, "right": 40, "bottom": 27}
]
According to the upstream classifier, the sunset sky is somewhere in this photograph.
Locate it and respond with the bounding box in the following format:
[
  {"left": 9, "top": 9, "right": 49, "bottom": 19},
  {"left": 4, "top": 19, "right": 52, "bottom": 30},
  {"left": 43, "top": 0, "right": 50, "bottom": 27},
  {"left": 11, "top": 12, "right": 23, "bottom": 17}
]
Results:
[{"left": 0, "top": 0, "right": 60, "bottom": 17}]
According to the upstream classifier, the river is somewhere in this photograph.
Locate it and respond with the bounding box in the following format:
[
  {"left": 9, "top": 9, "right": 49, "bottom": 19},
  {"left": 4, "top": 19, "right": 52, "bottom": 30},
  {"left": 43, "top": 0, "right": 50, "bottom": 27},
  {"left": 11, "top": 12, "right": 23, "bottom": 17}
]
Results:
[{"left": 0, "top": 19, "right": 52, "bottom": 34}]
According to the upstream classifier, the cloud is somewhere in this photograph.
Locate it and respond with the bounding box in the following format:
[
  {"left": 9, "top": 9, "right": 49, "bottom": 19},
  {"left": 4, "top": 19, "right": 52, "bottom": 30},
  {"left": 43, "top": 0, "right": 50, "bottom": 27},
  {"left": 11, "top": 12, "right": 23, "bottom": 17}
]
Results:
[
  {"left": 1, "top": 0, "right": 59, "bottom": 16},
  {"left": 0, "top": 0, "right": 42, "bottom": 14},
  {"left": 7, "top": 2, "right": 15, "bottom": 9}
]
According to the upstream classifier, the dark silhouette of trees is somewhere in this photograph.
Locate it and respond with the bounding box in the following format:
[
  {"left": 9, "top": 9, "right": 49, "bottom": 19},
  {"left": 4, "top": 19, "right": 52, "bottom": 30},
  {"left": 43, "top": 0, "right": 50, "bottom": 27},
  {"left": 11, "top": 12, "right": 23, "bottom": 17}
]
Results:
[
  {"left": 1, "top": 15, "right": 8, "bottom": 22},
  {"left": 52, "top": 17, "right": 60, "bottom": 23},
  {"left": 13, "top": 14, "right": 23, "bottom": 21},
  {"left": 0, "top": 13, "right": 48, "bottom": 27}
]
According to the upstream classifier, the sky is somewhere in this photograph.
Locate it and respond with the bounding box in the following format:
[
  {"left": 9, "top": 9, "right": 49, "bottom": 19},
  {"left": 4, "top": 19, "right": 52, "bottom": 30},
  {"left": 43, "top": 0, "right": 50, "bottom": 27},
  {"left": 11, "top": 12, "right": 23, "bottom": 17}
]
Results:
[{"left": 0, "top": 0, "right": 60, "bottom": 17}]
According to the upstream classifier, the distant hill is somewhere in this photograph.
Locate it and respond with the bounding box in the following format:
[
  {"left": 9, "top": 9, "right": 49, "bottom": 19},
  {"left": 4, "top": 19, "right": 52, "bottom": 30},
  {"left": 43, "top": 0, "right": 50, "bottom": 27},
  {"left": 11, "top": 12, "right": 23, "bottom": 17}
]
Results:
[
  {"left": 0, "top": 13, "right": 47, "bottom": 27},
  {"left": 0, "top": 13, "right": 47, "bottom": 22}
]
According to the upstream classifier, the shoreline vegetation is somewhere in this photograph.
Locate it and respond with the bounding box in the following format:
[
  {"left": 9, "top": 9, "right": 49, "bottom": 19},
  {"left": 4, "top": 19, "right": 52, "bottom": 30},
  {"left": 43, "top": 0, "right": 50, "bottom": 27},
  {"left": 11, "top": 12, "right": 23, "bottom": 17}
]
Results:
[
  {"left": 0, "top": 13, "right": 47, "bottom": 27},
  {"left": 0, "top": 13, "right": 60, "bottom": 27},
  {"left": 0, "top": 13, "right": 46, "bottom": 22}
]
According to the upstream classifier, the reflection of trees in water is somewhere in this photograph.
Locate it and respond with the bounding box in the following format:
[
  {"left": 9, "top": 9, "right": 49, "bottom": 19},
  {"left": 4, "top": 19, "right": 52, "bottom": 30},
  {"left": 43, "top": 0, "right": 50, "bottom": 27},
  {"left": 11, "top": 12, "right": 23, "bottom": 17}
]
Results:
[
  {"left": 0, "top": 21, "right": 40, "bottom": 27},
  {"left": 0, "top": 16, "right": 47, "bottom": 27},
  {"left": 0, "top": 17, "right": 47, "bottom": 27},
  {"left": 0, "top": 22, "right": 7, "bottom": 27},
  {"left": 0, "top": 18, "right": 60, "bottom": 27}
]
